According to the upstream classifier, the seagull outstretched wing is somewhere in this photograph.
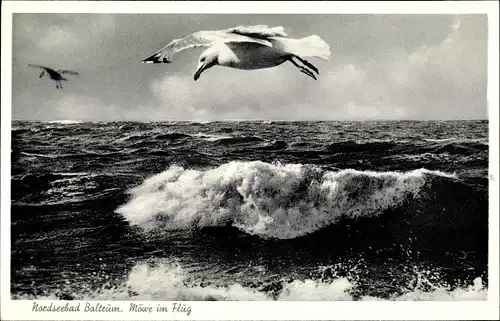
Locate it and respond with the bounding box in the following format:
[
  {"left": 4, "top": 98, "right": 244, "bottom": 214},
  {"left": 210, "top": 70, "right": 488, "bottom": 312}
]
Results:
[
  {"left": 28, "top": 64, "right": 53, "bottom": 72},
  {"left": 222, "top": 25, "right": 288, "bottom": 39},
  {"left": 142, "top": 25, "right": 286, "bottom": 64},
  {"left": 58, "top": 70, "right": 79, "bottom": 76}
]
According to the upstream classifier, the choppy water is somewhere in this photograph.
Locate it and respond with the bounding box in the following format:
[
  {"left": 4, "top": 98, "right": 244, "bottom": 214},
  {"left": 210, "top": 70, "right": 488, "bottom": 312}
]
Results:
[{"left": 11, "top": 120, "right": 489, "bottom": 300}]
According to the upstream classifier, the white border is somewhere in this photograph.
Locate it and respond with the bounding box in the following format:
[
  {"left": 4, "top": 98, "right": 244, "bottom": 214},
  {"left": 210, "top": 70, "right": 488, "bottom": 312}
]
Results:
[{"left": 1, "top": 1, "right": 499, "bottom": 320}]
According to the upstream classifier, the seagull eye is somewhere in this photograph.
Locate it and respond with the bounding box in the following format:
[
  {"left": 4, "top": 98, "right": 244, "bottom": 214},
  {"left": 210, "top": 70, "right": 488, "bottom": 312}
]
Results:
[{"left": 201, "top": 57, "right": 205, "bottom": 62}]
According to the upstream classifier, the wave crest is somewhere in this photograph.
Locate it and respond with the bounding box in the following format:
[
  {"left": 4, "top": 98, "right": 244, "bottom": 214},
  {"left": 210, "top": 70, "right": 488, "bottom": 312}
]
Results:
[
  {"left": 116, "top": 161, "right": 455, "bottom": 239},
  {"left": 13, "top": 261, "right": 486, "bottom": 301}
]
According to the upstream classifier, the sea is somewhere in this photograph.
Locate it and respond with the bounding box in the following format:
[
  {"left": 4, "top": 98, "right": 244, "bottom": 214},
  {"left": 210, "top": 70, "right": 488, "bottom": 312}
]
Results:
[{"left": 10, "top": 119, "right": 489, "bottom": 301}]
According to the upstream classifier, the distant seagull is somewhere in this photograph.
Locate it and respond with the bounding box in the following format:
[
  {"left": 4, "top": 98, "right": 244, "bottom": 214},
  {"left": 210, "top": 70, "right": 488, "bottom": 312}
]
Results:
[
  {"left": 142, "top": 25, "right": 331, "bottom": 81},
  {"left": 28, "top": 64, "right": 79, "bottom": 89}
]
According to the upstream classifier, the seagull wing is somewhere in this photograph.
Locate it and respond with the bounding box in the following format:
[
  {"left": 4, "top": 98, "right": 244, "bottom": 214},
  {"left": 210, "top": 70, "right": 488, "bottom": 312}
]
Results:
[
  {"left": 142, "top": 30, "right": 273, "bottom": 64},
  {"left": 58, "top": 70, "right": 79, "bottom": 76},
  {"left": 223, "top": 25, "right": 288, "bottom": 39},
  {"left": 28, "top": 64, "right": 52, "bottom": 72}
]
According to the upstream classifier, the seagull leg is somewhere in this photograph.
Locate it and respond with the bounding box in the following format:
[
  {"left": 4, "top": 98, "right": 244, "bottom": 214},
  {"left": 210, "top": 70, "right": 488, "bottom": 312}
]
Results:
[
  {"left": 299, "top": 67, "right": 317, "bottom": 80},
  {"left": 297, "top": 65, "right": 317, "bottom": 80},
  {"left": 288, "top": 57, "right": 317, "bottom": 80},
  {"left": 293, "top": 56, "right": 319, "bottom": 75}
]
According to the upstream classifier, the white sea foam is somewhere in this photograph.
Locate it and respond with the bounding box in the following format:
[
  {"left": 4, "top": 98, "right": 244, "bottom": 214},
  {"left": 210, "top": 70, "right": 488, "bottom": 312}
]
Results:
[
  {"left": 387, "top": 277, "right": 487, "bottom": 301},
  {"left": 277, "top": 278, "right": 354, "bottom": 300},
  {"left": 13, "top": 261, "right": 486, "bottom": 301},
  {"left": 116, "top": 161, "right": 456, "bottom": 239},
  {"left": 188, "top": 120, "right": 213, "bottom": 125},
  {"left": 423, "top": 138, "right": 457, "bottom": 143},
  {"left": 423, "top": 137, "right": 489, "bottom": 146},
  {"left": 116, "top": 132, "right": 148, "bottom": 142},
  {"left": 193, "top": 133, "right": 234, "bottom": 142},
  {"left": 47, "top": 120, "right": 84, "bottom": 124}
]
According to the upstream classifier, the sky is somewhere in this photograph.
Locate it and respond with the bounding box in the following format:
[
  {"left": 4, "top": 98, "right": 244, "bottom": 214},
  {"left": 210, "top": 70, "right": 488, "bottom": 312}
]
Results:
[{"left": 11, "top": 13, "right": 488, "bottom": 121}]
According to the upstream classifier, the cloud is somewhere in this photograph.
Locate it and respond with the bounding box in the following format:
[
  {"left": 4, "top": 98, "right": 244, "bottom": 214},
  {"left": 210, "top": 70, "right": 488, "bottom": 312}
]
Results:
[
  {"left": 50, "top": 94, "right": 187, "bottom": 122},
  {"left": 150, "top": 67, "right": 318, "bottom": 120},
  {"left": 147, "top": 61, "right": 408, "bottom": 121},
  {"left": 37, "top": 25, "right": 75, "bottom": 51},
  {"left": 383, "top": 16, "right": 487, "bottom": 119},
  {"left": 14, "top": 14, "right": 116, "bottom": 66},
  {"left": 50, "top": 94, "right": 122, "bottom": 121}
]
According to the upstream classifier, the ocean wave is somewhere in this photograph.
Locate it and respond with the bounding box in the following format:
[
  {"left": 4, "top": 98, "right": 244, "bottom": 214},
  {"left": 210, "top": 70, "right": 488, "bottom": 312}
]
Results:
[
  {"left": 12, "top": 261, "right": 486, "bottom": 301},
  {"left": 117, "top": 132, "right": 150, "bottom": 142},
  {"left": 13, "top": 189, "right": 121, "bottom": 208},
  {"left": 428, "top": 142, "right": 488, "bottom": 155},
  {"left": 12, "top": 127, "right": 40, "bottom": 134},
  {"left": 213, "top": 136, "right": 265, "bottom": 145},
  {"left": 193, "top": 133, "right": 234, "bottom": 142},
  {"left": 20, "top": 151, "right": 58, "bottom": 159},
  {"left": 116, "top": 161, "right": 456, "bottom": 239},
  {"left": 47, "top": 120, "right": 84, "bottom": 125},
  {"left": 324, "top": 139, "right": 488, "bottom": 156},
  {"left": 423, "top": 137, "right": 488, "bottom": 146},
  {"left": 154, "top": 133, "right": 191, "bottom": 140},
  {"left": 20, "top": 149, "right": 133, "bottom": 159},
  {"left": 189, "top": 120, "right": 213, "bottom": 125},
  {"left": 423, "top": 138, "right": 457, "bottom": 143},
  {"left": 12, "top": 171, "right": 136, "bottom": 207},
  {"left": 258, "top": 140, "right": 288, "bottom": 151},
  {"left": 121, "top": 131, "right": 236, "bottom": 143},
  {"left": 460, "top": 138, "right": 488, "bottom": 146},
  {"left": 12, "top": 172, "right": 89, "bottom": 184},
  {"left": 327, "top": 140, "right": 397, "bottom": 153},
  {"left": 13, "top": 171, "right": 135, "bottom": 182}
]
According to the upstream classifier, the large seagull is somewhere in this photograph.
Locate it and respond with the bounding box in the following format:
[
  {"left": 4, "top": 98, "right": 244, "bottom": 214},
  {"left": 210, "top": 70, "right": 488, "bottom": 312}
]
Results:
[{"left": 142, "top": 25, "right": 331, "bottom": 81}]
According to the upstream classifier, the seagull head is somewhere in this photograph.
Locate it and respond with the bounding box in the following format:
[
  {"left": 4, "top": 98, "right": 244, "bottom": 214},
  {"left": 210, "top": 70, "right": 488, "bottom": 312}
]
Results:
[{"left": 194, "top": 49, "right": 219, "bottom": 81}]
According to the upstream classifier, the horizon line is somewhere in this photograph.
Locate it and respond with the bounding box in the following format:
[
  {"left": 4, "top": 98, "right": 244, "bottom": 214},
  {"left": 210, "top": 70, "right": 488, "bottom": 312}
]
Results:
[{"left": 10, "top": 118, "right": 490, "bottom": 123}]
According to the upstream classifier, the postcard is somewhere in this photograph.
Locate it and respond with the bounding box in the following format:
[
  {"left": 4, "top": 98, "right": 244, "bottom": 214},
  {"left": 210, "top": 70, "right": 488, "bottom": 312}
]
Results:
[{"left": 1, "top": 1, "right": 499, "bottom": 320}]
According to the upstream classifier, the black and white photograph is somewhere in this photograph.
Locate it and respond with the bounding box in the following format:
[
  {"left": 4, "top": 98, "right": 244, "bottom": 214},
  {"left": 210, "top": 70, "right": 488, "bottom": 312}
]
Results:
[{"left": 1, "top": 1, "right": 499, "bottom": 320}]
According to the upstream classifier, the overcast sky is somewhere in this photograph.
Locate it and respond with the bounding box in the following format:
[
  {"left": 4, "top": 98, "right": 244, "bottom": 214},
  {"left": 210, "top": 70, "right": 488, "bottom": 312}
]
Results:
[{"left": 11, "top": 14, "right": 487, "bottom": 121}]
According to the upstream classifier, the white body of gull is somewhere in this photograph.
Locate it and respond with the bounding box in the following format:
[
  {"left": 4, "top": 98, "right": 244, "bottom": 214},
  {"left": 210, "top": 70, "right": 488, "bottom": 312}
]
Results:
[
  {"left": 142, "top": 25, "right": 331, "bottom": 81},
  {"left": 28, "top": 64, "right": 79, "bottom": 89}
]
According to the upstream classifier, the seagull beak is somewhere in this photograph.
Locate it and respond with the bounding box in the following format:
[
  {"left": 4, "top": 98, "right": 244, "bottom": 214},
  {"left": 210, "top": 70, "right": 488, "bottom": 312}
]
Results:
[
  {"left": 194, "top": 59, "right": 218, "bottom": 81},
  {"left": 194, "top": 63, "right": 208, "bottom": 81}
]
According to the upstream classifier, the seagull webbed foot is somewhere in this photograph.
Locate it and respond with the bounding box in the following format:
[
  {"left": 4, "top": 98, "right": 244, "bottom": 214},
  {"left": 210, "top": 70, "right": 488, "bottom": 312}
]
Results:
[
  {"left": 294, "top": 56, "right": 319, "bottom": 75},
  {"left": 288, "top": 57, "right": 317, "bottom": 80}
]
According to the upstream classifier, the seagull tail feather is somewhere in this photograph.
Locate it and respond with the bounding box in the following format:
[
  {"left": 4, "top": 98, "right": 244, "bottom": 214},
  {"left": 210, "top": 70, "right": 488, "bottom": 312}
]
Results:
[{"left": 286, "top": 35, "right": 331, "bottom": 61}]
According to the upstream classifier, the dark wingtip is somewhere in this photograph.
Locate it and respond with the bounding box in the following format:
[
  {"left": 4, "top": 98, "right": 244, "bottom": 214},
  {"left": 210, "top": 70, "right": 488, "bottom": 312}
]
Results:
[{"left": 141, "top": 57, "right": 172, "bottom": 64}]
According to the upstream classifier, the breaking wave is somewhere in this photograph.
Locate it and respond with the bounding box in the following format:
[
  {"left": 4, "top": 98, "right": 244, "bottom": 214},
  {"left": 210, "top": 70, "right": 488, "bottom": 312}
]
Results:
[
  {"left": 47, "top": 120, "right": 84, "bottom": 125},
  {"left": 193, "top": 133, "right": 233, "bottom": 142},
  {"left": 12, "top": 261, "right": 486, "bottom": 301},
  {"left": 116, "top": 161, "right": 456, "bottom": 239}
]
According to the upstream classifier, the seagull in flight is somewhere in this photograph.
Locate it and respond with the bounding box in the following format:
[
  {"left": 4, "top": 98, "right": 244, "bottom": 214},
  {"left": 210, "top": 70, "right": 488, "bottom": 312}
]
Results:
[
  {"left": 142, "top": 25, "right": 331, "bottom": 81},
  {"left": 28, "top": 64, "right": 79, "bottom": 89}
]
